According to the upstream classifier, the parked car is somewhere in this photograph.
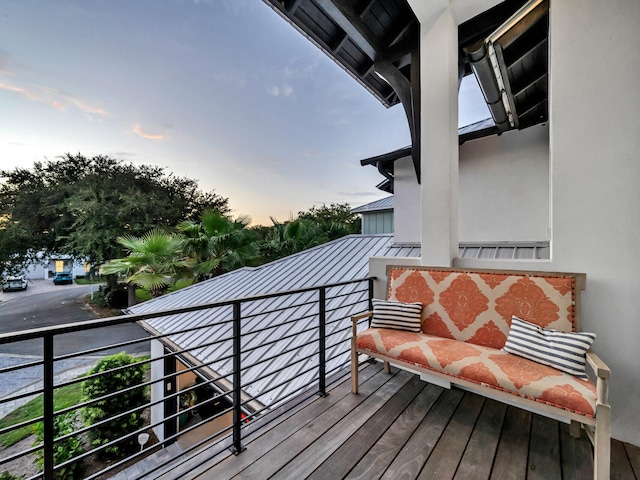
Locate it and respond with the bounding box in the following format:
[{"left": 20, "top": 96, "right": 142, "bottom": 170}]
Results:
[
  {"left": 2, "top": 275, "right": 28, "bottom": 292},
  {"left": 53, "top": 272, "right": 73, "bottom": 285}
]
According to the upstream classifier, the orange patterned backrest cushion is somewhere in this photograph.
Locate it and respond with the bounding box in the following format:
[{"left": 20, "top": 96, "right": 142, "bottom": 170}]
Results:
[{"left": 387, "top": 268, "right": 576, "bottom": 350}]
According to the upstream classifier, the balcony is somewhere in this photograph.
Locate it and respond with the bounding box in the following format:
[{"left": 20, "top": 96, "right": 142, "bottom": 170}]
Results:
[{"left": 0, "top": 278, "right": 637, "bottom": 479}]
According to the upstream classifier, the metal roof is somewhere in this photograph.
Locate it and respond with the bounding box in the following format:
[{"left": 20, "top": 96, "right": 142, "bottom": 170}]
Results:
[
  {"left": 131, "top": 234, "right": 420, "bottom": 409},
  {"left": 131, "top": 235, "right": 548, "bottom": 409},
  {"left": 360, "top": 118, "right": 499, "bottom": 191},
  {"left": 351, "top": 195, "right": 394, "bottom": 214}
]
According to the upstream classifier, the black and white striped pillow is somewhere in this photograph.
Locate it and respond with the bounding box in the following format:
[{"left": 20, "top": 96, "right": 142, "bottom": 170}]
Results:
[
  {"left": 371, "top": 299, "right": 423, "bottom": 332},
  {"left": 503, "top": 316, "right": 595, "bottom": 379}
]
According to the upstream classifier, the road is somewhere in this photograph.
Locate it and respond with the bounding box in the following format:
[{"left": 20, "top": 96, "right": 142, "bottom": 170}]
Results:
[{"left": 0, "top": 281, "right": 150, "bottom": 357}]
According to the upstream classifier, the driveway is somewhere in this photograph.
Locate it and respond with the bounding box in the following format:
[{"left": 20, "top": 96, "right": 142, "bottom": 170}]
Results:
[
  {"left": 0, "top": 277, "right": 89, "bottom": 302},
  {"left": 0, "top": 279, "right": 150, "bottom": 400}
]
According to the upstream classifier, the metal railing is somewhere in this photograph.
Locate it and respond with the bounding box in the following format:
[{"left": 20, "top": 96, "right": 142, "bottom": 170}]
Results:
[{"left": 0, "top": 277, "right": 373, "bottom": 480}]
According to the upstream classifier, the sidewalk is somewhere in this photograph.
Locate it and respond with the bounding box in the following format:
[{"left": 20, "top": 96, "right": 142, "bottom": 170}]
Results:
[{"left": 0, "top": 358, "right": 99, "bottom": 419}]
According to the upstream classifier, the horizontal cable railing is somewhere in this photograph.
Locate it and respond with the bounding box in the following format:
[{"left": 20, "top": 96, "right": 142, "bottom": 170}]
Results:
[{"left": 0, "top": 277, "right": 373, "bottom": 480}]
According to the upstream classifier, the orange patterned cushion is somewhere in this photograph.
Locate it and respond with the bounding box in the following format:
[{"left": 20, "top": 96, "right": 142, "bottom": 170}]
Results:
[
  {"left": 355, "top": 328, "right": 596, "bottom": 417},
  {"left": 388, "top": 269, "right": 576, "bottom": 349}
]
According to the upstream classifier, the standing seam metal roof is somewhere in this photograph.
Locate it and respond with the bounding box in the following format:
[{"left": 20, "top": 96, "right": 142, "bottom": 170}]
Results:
[{"left": 131, "top": 234, "right": 420, "bottom": 409}]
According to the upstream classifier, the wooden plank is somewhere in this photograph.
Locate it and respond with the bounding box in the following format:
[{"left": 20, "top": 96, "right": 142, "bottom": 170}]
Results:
[
  {"left": 179, "top": 363, "right": 384, "bottom": 480},
  {"left": 234, "top": 369, "right": 414, "bottom": 480},
  {"left": 611, "top": 439, "right": 637, "bottom": 480},
  {"left": 380, "top": 387, "right": 465, "bottom": 480},
  {"left": 268, "top": 371, "right": 417, "bottom": 480},
  {"left": 418, "top": 393, "right": 486, "bottom": 480},
  {"left": 453, "top": 399, "right": 508, "bottom": 480},
  {"left": 490, "top": 406, "right": 531, "bottom": 480},
  {"left": 528, "top": 415, "right": 561, "bottom": 480},
  {"left": 307, "top": 376, "right": 429, "bottom": 480},
  {"left": 345, "top": 384, "right": 444, "bottom": 480},
  {"left": 624, "top": 442, "right": 640, "bottom": 479},
  {"left": 559, "top": 422, "right": 593, "bottom": 480}
]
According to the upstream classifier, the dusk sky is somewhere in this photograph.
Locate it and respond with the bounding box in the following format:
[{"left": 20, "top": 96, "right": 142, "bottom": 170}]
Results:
[{"left": 0, "top": 0, "right": 489, "bottom": 226}]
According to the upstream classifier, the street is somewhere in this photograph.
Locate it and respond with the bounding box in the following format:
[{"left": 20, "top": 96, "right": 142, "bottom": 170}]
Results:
[{"left": 0, "top": 280, "right": 150, "bottom": 356}]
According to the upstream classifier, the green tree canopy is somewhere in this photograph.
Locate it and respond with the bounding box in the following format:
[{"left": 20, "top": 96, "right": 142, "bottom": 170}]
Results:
[
  {"left": 296, "top": 203, "right": 361, "bottom": 239},
  {"left": 0, "top": 153, "right": 229, "bottom": 272},
  {"left": 260, "top": 217, "right": 325, "bottom": 261}
]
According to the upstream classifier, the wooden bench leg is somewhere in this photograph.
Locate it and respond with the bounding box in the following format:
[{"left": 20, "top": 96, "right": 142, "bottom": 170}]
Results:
[
  {"left": 350, "top": 341, "right": 359, "bottom": 394},
  {"left": 593, "top": 404, "right": 611, "bottom": 480},
  {"left": 570, "top": 420, "right": 581, "bottom": 438},
  {"left": 383, "top": 361, "right": 391, "bottom": 374}
]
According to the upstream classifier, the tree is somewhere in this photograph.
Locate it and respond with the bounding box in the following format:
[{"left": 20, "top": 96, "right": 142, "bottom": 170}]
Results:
[
  {"left": 257, "top": 203, "right": 361, "bottom": 262},
  {"left": 177, "top": 210, "right": 258, "bottom": 280},
  {"left": 100, "top": 229, "right": 193, "bottom": 302},
  {"left": 0, "top": 153, "right": 229, "bottom": 274},
  {"left": 260, "top": 217, "right": 325, "bottom": 261},
  {"left": 297, "top": 203, "right": 361, "bottom": 239}
]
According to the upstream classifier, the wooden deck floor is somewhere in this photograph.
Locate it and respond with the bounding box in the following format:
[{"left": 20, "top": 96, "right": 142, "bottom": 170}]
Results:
[{"left": 133, "top": 363, "right": 639, "bottom": 480}]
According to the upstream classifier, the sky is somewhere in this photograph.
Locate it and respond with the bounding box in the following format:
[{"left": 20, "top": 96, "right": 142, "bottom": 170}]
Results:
[{"left": 0, "top": 0, "right": 489, "bottom": 226}]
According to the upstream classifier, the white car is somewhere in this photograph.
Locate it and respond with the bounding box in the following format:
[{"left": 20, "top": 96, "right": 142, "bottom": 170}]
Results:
[{"left": 2, "top": 275, "right": 28, "bottom": 292}]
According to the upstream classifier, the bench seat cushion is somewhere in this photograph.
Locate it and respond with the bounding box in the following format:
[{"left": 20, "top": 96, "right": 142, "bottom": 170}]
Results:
[{"left": 356, "top": 328, "right": 597, "bottom": 417}]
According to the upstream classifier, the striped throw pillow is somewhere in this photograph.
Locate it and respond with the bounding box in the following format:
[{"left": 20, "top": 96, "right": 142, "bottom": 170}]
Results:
[
  {"left": 371, "top": 299, "right": 423, "bottom": 332},
  {"left": 503, "top": 316, "right": 596, "bottom": 379}
]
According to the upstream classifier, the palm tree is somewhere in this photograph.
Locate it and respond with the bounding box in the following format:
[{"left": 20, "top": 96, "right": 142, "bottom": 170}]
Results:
[
  {"left": 177, "top": 210, "right": 258, "bottom": 280},
  {"left": 100, "top": 229, "right": 193, "bottom": 303},
  {"left": 261, "top": 217, "right": 326, "bottom": 261}
]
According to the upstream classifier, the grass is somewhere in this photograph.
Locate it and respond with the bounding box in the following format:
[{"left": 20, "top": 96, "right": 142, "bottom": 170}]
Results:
[
  {"left": 0, "top": 356, "right": 151, "bottom": 448},
  {"left": 0, "top": 381, "right": 84, "bottom": 447},
  {"left": 74, "top": 277, "right": 105, "bottom": 286}
]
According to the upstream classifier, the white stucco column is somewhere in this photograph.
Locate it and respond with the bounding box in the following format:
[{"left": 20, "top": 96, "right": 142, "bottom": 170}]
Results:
[
  {"left": 408, "top": 1, "right": 504, "bottom": 266},
  {"left": 412, "top": 4, "right": 459, "bottom": 266}
]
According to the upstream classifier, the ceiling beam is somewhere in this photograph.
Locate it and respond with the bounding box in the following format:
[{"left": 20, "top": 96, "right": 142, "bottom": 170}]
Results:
[{"left": 375, "top": 57, "right": 420, "bottom": 181}]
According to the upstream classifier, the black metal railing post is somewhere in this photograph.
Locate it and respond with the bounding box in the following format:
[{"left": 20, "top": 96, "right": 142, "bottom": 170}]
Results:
[
  {"left": 43, "top": 334, "right": 54, "bottom": 480},
  {"left": 163, "top": 349, "right": 177, "bottom": 446},
  {"left": 230, "top": 301, "right": 245, "bottom": 454},
  {"left": 368, "top": 277, "right": 375, "bottom": 326},
  {"left": 318, "top": 287, "right": 327, "bottom": 397}
]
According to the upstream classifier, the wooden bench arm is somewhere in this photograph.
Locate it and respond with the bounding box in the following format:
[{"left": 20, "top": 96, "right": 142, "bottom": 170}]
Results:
[
  {"left": 351, "top": 311, "right": 373, "bottom": 336},
  {"left": 587, "top": 350, "right": 611, "bottom": 406},
  {"left": 586, "top": 350, "right": 611, "bottom": 379}
]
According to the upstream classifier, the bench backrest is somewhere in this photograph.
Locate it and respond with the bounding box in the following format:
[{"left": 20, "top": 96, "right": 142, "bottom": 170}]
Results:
[{"left": 386, "top": 266, "right": 585, "bottom": 350}]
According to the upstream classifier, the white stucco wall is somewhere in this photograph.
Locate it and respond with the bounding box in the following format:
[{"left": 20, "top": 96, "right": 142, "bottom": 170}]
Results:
[
  {"left": 393, "top": 155, "right": 421, "bottom": 243},
  {"left": 151, "top": 339, "right": 165, "bottom": 442},
  {"left": 459, "top": 124, "right": 549, "bottom": 242},
  {"left": 403, "top": 0, "right": 640, "bottom": 446},
  {"left": 546, "top": 0, "right": 640, "bottom": 446}
]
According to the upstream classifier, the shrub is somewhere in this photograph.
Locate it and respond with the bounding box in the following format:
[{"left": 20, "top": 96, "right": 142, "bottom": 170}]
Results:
[
  {"left": 87, "top": 290, "right": 110, "bottom": 309},
  {"left": 104, "top": 286, "right": 128, "bottom": 308},
  {"left": 0, "top": 471, "right": 24, "bottom": 480},
  {"left": 82, "top": 353, "right": 148, "bottom": 458},
  {"left": 33, "top": 412, "right": 82, "bottom": 480}
]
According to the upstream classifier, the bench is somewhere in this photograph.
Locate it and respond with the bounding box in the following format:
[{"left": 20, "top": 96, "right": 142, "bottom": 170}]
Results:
[{"left": 350, "top": 265, "right": 611, "bottom": 480}]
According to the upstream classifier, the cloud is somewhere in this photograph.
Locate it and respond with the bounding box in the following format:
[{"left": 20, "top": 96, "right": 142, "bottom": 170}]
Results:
[
  {"left": 266, "top": 157, "right": 285, "bottom": 165},
  {"left": 266, "top": 83, "right": 294, "bottom": 98},
  {"left": 132, "top": 124, "right": 168, "bottom": 141},
  {"left": 0, "top": 80, "right": 107, "bottom": 116},
  {"left": 0, "top": 82, "right": 38, "bottom": 101},
  {"left": 282, "top": 84, "right": 294, "bottom": 97},
  {"left": 212, "top": 70, "right": 247, "bottom": 87},
  {"left": 284, "top": 56, "right": 321, "bottom": 79},
  {"left": 338, "top": 190, "right": 384, "bottom": 198},
  {"left": 266, "top": 85, "right": 280, "bottom": 96}
]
